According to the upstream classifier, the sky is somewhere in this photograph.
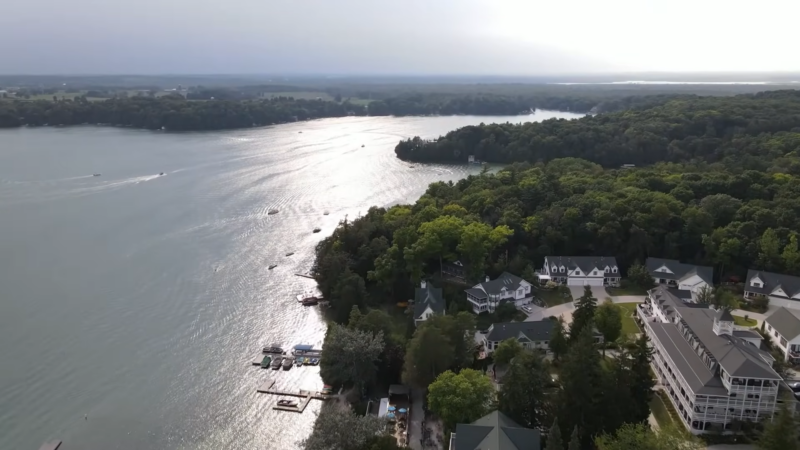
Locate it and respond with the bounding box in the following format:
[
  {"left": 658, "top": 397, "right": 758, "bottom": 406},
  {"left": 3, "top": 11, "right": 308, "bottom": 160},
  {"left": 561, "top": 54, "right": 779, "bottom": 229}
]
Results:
[{"left": 0, "top": 0, "right": 798, "bottom": 75}]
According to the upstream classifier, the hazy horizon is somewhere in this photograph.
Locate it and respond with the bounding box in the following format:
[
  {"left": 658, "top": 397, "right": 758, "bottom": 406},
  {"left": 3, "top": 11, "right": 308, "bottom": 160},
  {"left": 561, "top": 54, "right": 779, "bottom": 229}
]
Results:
[{"left": 2, "top": 0, "right": 798, "bottom": 75}]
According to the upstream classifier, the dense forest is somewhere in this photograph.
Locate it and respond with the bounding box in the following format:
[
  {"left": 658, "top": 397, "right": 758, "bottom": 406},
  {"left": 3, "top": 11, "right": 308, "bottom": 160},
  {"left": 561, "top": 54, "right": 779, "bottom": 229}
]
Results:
[
  {"left": 316, "top": 90, "right": 800, "bottom": 321},
  {"left": 395, "top": 90, "right": 800, "bottom": 168}
]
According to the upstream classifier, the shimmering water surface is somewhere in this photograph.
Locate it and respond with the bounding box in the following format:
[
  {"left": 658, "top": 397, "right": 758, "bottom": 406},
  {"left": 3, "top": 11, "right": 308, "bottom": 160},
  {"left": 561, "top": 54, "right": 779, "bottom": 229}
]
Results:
[{"left": 0, "top": 111, "right": 582, "bottom": 450}]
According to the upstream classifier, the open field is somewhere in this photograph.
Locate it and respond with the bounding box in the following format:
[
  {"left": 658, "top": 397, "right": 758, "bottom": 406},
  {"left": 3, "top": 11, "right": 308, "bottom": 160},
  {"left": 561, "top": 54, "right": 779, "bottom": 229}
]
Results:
[{"left": 617, "top": 303, "right": 641, "bottom": 336}]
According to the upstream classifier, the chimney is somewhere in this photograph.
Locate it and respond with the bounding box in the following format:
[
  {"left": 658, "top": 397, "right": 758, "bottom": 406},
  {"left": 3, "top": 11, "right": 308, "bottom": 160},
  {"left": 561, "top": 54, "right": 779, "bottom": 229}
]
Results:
[
  {"left": 421, "top": 280, "right": 426, "bottom": 289},
  {"left": 485, "top": 275, "right": 490, "bottom": 283}
]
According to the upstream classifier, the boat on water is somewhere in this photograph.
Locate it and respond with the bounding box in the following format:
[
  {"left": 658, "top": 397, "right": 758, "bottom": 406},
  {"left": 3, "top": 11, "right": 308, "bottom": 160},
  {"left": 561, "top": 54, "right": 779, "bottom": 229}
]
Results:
[
  {"left": 268, "top": 265, "right": 277, "bottom": 270},
  {"left": 285, "top": 252, "right": 294, "bottom": 256},
  {"left": 361, "top": 144, "right": 365, "bottom": 147},
  {"left": 93, "top": 173, "right": 101, "bottom": 177},
  {"left": 268, "top": 209, "right": 279, "bottom": 215},
  {"left": 158, "top": 172, "right": 165, "bottom": 176},
  {"left": 278, "top": 399, "right": 298, "bottom": 407},
  {"left": 271, "top": 357, "right": 283, "bottom": 369},
  {"left": 313, "top": 227, "right": 321, "bottom": 233},
  {"left": 262, "top": 346, "right": 284, "bottom": 354},
  {"left": 260, "top": 355, "right": 272, "bottom": 368},
  {"left": 323, "top": 211, "right": 329, "bottom": 215},
  {"left": 301, "top": 298, "right": 318, "bottom": 306},
  {"left": 310, "top": 357, "right": 320, "bottom": 365},
  {"left": 295, "top": 357, "right": 304, "bottom": 366},
  {"left": 282, "top": 357, "right": 294, "bottom": 370}
]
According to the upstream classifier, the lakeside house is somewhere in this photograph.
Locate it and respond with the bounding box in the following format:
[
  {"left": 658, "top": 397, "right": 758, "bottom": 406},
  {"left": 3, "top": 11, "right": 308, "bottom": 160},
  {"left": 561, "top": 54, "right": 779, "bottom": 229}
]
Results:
[
  {"left": 765, "top": 307, "right": 800, "bottom": 363},
  {"left": 442, "top": 260, "right": 468, "bottom": 282},
  {"left": 646, "top": 258, "right": 713, "bottom": 301},
  {"left": 465, "top": 272, "right": 533, "bottom": 314},
  {"left": 744, "top": 269, "right": 800, "bottom": 310},
  {"left": 413, "top": 280, "right": 445, "bottom": 326},
  {"left": 638, "top": 285, "right": 792, "bottom": 434},
  {"left": 482, "top": 320, "right": 555, "bottom": 354},
  {"left": 537, "top": 256, "right": 620, "bottom": 287},
  {"left": 449, "top": 410, "right": 541, "bottom": 450}
]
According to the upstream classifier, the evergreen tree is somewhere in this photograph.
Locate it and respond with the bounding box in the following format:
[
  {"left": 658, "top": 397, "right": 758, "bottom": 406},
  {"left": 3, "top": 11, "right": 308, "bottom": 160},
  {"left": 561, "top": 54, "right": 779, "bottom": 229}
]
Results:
[
  {"left": 570, "top": 286, "right": 597, "bottom": 341},
  {"left": 568, "top": 426, "right": 581, "bottom": 450},
  {"left": 595, "top": 300, "right": 622, "bottom": 354},
  {"left": 623, "top": 334, "right": 656, "bottom": 424},
  {"left": 557, "top": 326, "right": 604, "bottom": 448},
  {"left": 497, "top": 351, "right": 549, "bottom": 429},
  {"left": 782, "top": 233, "right": 800, "bottom": 274},
  {"left": 549, "top": 317, "right": 568, "bottom": 361},
  {"left": 758, "top": 396, "right": 800, "bottom": 450},
  {"left": 545, "top": 418, "right": 563, "bottom": 450}
]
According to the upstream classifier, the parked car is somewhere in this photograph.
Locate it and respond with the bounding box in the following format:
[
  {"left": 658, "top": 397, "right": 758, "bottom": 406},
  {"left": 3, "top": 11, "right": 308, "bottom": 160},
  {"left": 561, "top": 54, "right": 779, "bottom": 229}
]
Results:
[
  {"left": 522, "top": 306, "right": 533, "bottom": 313},
  {"left": 787, "top": 381, "right": 800, "bottom": 392}
]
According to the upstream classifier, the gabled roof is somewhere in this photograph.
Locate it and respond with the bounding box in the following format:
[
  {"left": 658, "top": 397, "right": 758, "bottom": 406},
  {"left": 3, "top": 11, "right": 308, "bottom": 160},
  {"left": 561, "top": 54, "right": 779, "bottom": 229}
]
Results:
[
  {"left": 486, "top": 320, "right": 554, "bottom": 343},
  {"left": 453, "top": 410, "right": 541, "bottom": 450},
  {"left": 414, "top": 283, "right": 445, "bottom": 319},
  {"left": 470, "top": 272, "right": 529, "bottom": 296},
  {"left": 766, "top": 307, "right": 800, "bottom": 341},
  {"left": 667, "top": 288, "right": 694, "bottom": 302},
  {"left": 646, "top": 258, "right": 714, "bottom": 285},
  {"left": 715, "top": 308, "right": 734, "bottom": 322},
  {"left": 745, "top": 269, "right": 800, "bottom": 299},
  {"left": 545, "top": 256, "right": 618, "bottom": 274}
]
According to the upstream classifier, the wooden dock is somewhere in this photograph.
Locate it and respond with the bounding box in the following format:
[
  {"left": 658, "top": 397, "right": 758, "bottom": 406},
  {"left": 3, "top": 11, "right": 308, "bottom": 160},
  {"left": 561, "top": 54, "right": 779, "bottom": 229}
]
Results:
[
  {"left": 257, "top": 379, "right": 330, "bottom": 413},
  {"left": 39, "top": 441, "right": 62, "bottom": 450},
  {"left": 294, "top": 273, "right": 315, "bottom": 279}
]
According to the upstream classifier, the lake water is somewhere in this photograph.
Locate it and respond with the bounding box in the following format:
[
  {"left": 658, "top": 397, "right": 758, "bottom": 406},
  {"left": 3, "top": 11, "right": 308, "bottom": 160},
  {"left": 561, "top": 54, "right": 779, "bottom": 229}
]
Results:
[{"left": 0, "top": 111, "right": 583, "bottom": 450}]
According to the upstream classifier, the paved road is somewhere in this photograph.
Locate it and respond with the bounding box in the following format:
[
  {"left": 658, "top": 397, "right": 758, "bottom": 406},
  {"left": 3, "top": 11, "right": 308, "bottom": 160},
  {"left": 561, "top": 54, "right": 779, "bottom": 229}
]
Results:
[
  {"left": 408, "top": 388, "right": 424, "bottom": 450},
  {"left": 525, "top": 295, "right": 646, "bottom": 324}
]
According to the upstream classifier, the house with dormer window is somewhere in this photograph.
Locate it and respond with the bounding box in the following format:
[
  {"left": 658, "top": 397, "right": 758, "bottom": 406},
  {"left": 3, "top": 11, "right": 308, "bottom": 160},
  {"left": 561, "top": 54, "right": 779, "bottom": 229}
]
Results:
[
  {"left": 646, "top": 258, "right": 713, "bottom": 301},
  {"left": 538, "top": 256, "right": 620, "bottom": 286},
  {"left": 744, "top": 269, "right": 800, "bottom": 310},
  {"left": 465, "top": 272, "right": 533, "bottom": 314}
]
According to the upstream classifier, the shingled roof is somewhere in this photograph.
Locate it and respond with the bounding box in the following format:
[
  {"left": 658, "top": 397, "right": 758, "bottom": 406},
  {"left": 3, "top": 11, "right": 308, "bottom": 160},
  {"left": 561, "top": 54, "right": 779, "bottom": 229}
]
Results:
[
  {"left": 414, "top": 282, "right": 445, "bottom": 319},
  {"left": 766, "top": 307, "right": 800, "bottom": 340},
  {"left": 486, "top": 320, "right": 555, "bottom": 343},
  {"left": 453, "top": 411, "right": 540, "bottom": 450},
  {"left": 545, "top": 256, "right": 618, "bottom": 274},
  {"left": 646, "top": 258, "right": 714, "bottom": 285},
  {"left": 746, "top": 269, "right": 800, "bottom": 299}
]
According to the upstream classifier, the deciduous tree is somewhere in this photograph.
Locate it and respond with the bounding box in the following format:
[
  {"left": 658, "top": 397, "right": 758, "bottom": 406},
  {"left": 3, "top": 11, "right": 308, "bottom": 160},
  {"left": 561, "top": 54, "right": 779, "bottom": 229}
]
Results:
[
  {"left": 626, "top": 263, "right": 654, "bottom": 290},
  {"left": 302, "top": 403, "right": 387, "bottom": 450},
  {"left": 594, "top": 423, "right": 704, "bottom": 450},
  {"left": 402, "top": 325, "right": 454, "bottom": 388},
  {"left": 595, "top": 300, "right": 622, "bottom": 352},
  {"left": 428, "top": 369, "right": 494, "bottom": 430},
  {"left": 497, "top": 351, "right": 550, "bottom": 429},
  {"left": 320, "top": 324, "right": 384, "bottom": 390},
  {"left": 757, "top": 395, "right": 800, "bottom": 450},
  {"left": 493, "top": 338, "right": 523, "bottom": 366}
]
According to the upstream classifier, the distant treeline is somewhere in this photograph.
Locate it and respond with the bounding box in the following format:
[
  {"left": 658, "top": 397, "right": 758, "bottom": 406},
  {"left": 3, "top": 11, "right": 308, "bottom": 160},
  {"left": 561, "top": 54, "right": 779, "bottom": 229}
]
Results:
[{"left": 394, "top": 90, "right": 800, "bottom": 168}]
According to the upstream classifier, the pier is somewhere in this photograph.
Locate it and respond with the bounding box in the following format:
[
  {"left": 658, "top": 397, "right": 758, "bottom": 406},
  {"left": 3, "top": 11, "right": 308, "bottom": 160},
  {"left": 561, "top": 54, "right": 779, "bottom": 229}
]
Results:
[
  {"left": 256, "top": 379, "right": 330, "bottom": 413},
  {"left": 294, "top": 273, "right": 315, "bottom": 279}
]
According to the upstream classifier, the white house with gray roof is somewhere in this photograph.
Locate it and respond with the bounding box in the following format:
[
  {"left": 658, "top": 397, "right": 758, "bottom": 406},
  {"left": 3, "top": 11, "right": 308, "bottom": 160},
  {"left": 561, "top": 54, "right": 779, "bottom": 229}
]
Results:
[
  {"left": 414, "top": 280, "right": 445, "bottom": 326},
  {"left": 765, "top": 307, "right": 800, "bottom": 363},
  {"left": 646, "top": 258, "right": 713, "bottom": 300},
  {"left": 744, "top": 269, "right": 800, "bottom": 310},
  {"left": 465, "top": 272, "right": 532, "bottom": 314},
  {"left": 538, "top": 256, "right": 620, "bottom": 286},
  {"left": 638, "top": 285, "right": 792, "bottom": 434}
]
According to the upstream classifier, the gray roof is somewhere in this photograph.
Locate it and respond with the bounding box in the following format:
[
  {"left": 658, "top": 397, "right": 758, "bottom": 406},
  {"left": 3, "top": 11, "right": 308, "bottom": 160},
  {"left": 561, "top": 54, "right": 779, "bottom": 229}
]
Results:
[
  {"left": 679, "top": 309, "right": 779, "bottom": 380},
  {"left": 766, "top": 307, "right": 800, "bottom": 340},
  {"left": 667, "top": 288, "right": 694, "bottom": 302},
  {"left": 745, "top": 269, "right": 800, "bottom": 299},
  {"left": 733, "top": 329, "right": 762, "bottom": 340},
  {"left": 715, "top": 308, "right": 734, "bottom": 322},
  {"left": 649, "top": 322, "right": 729, "bottom": 396},
  {"left": 469, "top": 272, "right": 528, "bottom": 296},
  {"left": 646, "top": 257, "right": 714, "bottom": 285},
  {"left": 465, "top": 287, "right": 488, "bottom": 299},
  {"left": 545, "top": 256, "right": 618, "bottom": 274},
  {"left": 486, "top": 320, "right": 555, "bottom": 343},
  {"left": 453, "top": 410, "right": 540, "bottom": 450},
  {"left": 414, "top": 282, "right": 445, "bottom": 319}
]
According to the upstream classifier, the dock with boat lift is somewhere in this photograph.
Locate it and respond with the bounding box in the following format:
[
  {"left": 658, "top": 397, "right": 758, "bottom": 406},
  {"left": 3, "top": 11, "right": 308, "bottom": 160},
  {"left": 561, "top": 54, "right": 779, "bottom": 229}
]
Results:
[{"left": 256, "top": 379, "right": 330, "bottom": 413}]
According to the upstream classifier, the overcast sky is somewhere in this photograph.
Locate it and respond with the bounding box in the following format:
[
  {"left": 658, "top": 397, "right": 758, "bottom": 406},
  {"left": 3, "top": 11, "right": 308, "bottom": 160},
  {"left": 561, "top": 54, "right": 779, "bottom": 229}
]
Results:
[{"left": 0, "top": 0, "right": 797, "bottom": 75}]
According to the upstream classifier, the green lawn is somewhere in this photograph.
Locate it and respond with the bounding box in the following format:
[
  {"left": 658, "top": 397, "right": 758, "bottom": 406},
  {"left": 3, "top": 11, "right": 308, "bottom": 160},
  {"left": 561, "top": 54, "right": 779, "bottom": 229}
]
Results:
[
  {"left": 649, "top": 393, "right": 674, "bottom": 427},
  {"left": 733, "top": 314, "right": 757, "bottom": 327},
  {"left": 606, "top": 285, "right": 649, "bottom": 296},
  {"left": 617, "top": 303, "right": 642, "bottom": 336},
  {"left": 534, "top": 286, "right": 573, "bottom": 307}
]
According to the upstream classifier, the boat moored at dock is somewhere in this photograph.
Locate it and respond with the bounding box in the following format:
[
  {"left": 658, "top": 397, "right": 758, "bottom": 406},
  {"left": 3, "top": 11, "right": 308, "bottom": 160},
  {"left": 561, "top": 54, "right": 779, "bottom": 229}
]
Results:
[{"left": 271, "top": 356, "right": 283, "bottom": 369}]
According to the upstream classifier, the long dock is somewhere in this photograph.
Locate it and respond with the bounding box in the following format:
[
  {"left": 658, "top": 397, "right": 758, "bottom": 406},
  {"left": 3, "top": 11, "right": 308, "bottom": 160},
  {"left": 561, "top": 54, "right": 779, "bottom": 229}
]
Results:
[
  {"left": 257, "top": 379, "right": 330, "bottom": 413},
  {"left": 294, "top": 273, "right": 315, "bottom": 279},
  {"left": 39, "top": 441, "right": 62, "bottom": 450}
]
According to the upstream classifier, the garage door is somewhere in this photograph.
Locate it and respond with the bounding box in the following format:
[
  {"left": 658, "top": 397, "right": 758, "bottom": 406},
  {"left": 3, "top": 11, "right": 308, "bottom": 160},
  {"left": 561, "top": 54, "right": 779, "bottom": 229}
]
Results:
[{"left": 568, "top": 277, "right": 603, "bottom": 286}]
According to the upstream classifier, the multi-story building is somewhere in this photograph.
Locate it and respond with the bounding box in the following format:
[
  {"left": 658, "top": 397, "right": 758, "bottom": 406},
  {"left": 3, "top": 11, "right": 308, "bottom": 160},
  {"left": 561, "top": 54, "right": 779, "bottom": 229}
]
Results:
[
  {"left": 413, "top": 280, "right": 445, "bottom": 326},
  {"left": 645, "top": 258, "right": 713, "bottom": 301},
  {"left": 744, "top": 269, "right": 800, "bottom": 310},
  {"left": 538, "top": 256, "right": 620, "bottom": 286},
  {"left": 638, "top": 286, "right": 792, "bottom": 433},
  {"left": 464, "top": 272, "right": 532, "bottom": 314},
  {"left": 765, "top": 307, "right": 800, "bottom": 363}
]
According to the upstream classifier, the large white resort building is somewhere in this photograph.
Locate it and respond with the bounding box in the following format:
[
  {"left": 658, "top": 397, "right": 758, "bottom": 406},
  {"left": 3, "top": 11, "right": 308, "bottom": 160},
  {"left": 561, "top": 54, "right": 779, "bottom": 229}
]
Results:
[{"left": 638, "top": 285, "right": 795, "bottom": 433}]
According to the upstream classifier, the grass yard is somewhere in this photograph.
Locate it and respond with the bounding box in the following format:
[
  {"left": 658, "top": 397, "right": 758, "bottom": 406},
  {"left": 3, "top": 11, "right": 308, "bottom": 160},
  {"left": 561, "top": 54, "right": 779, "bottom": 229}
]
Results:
[
  {"left": 616, "top": 303, "right": 642, "bottom": 336},
  {"left": 605, "top": 285, "right": 649, "bottom": 296},
  {"left": 733, "top": 314, "right": 758, "bottom": 327},
  {"left": 534, "top": 286, "right": 573, "bottom": 307},
  {"left": 649, "top": 393, "right": 674, "bottom": 428}
]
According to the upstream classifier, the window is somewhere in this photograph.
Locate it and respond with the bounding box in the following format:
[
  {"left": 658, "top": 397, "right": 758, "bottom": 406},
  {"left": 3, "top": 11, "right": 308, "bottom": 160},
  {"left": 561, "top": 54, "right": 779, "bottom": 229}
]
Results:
[
  {"left": 768, "top": 324, "right": 773, "bottom": 331},
  {"left": 560, "top": 266, "right": 565, "bottom": 272},
  {"left": 552, "top": 266, "right": 557, "bottom": 273},
  {"left": 752, "top": 282, "right": 762, "bottom": 288},
  {"left": 612, "top": 267, "right": 617, "bottom": 273},
  {"left": 781, "top": 337, "right": 788, "bottom": 347}
]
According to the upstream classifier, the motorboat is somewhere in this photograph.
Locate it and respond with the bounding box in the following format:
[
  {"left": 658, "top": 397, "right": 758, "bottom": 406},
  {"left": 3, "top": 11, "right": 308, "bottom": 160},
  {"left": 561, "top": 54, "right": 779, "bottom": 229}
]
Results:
[
  {"left": 262, "top": 346, "right": 284, "bottom": 354},
  {"left": 268, "top": 265, "right": 277, "bottom": 270},
  {"left": 282, "top": 357, "right": 294, "bottom": 370},
  {"left": 312, "top": 227, "right": 321, "bottom": 233},
  {"left": 260, "top": 355, "right": 272, "bottom": 368},
  {"left": 295, "top": 357, "right": 304, "bottom": 367},
  {"left": 268, "top": 209, "right": 279, "bottom": 215},
  {"left": 323, "top": 211, "right": 329, "bottom": 215},
  {"left": 309, "top": 358, "right": 320, "bottom": 365},
  {"left": 271, "top": 357, "right": 283, "bottom": 369},
  {"left": 361, "top": 144, "right": 365, "bottom": 147},
  {"left": 285, "top": 252, "right": 294, "bottom": 257},
  {"left": 301, "top": 298, "right": 318, "bottom": 306},
  {"left": 158, "top": 172, "right": 165, "bottom": 176},
  {"left": 277, "top": 399, "right": 298, "bottom": 407},
  {"left": 93, "top": 173, "right": 101, "bottom": 177}
]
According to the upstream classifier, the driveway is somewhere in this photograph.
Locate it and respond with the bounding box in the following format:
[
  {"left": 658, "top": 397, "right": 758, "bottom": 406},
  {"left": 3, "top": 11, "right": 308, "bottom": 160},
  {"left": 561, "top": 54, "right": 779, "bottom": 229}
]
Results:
[{"left": 568, "top": 285, "right": 609, "bottom": 301}]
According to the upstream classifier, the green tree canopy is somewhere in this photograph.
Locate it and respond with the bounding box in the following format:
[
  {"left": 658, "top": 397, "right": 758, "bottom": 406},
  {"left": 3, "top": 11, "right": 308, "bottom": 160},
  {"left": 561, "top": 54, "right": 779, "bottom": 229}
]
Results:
[
  {"left": 757, "top": 395, "right": 800, "bottom": 450},
  {"left": 595, "top": 300, "right": 623, "bottom": 350},
  {"left": 493, "top": 338, "right": 524, "bottom": 366},
  {"left": 320, "top": 324, "right": 384, "bottom": 390},
  {"left": 497, "top": 351, "right": 550, "bottom": 429},
  {"left": 427, "top": 369, "right": 494, "bottom": 430},
  {"left": 594, "top": 423, "right": 704, "bottom": 450}
]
